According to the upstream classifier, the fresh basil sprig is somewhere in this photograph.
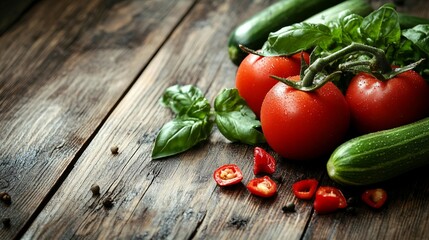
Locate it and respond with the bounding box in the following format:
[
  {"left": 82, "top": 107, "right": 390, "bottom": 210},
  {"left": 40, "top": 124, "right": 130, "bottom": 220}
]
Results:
[
  {"left": 402, "top": 24, "right": 429, "bottom": 55},
  {"left": 214, "top": 88, "right": 265, "bottom": 145},
  {"left": 259, "top": 4, "right": 429, "bottom": 79},
  {"left": 152, "top": 85, "right": 265, "bottom": 159}
]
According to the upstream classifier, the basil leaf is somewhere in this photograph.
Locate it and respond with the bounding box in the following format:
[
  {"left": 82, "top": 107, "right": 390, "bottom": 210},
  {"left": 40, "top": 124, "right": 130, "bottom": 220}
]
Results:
[
  {"left": 360, "top": 5, "right": 401, "bottom": 48},
  {"left": 152, "top": 116, "right": 213, "bottom": 159},
  {"left": 338, "top": 13, "right": 364, "bottom": 43},
  {"left": 402, "top": 24, "right": 429, "bottom": 55},
  {"left": 261, "top": 23, "right": 332, "bottom": 56},
  {"left": 160, "top": 85, "right": 204, "bottom": 114},
  {"left": 214, "top": 88, "right": 265, "bottom": 145},
  {"left": 184, "top": 97, "right": 212, "bottom": 120}
]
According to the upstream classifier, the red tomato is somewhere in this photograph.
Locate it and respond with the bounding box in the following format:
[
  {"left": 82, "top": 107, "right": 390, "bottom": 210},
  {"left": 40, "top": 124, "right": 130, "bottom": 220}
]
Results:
[
  {"left": 314, "top": 186, "right": 347, "bottom": 214},
  {"left": 213, "top": 164, "right": 243, "bottom": 187},
  {"left": 292, "top": 179, "right": 319, "bottom": 200},
  {"left": 361, "top": 188, "right": 387, "bottom": 209},
  {"left": 345, "top": 70, "right": 429, "bottom": 133},
  {"left": 253, "top": 147, "right": 276, "bottom": 175},
  {"left": 247, "top": 176, "right": 277, "bottom": 198},
  {"left": 235, "top": 52, "right": 309, "bottom": 117},
  {"left": 260, "top": 76, "right": 350, "bottom": 160}
]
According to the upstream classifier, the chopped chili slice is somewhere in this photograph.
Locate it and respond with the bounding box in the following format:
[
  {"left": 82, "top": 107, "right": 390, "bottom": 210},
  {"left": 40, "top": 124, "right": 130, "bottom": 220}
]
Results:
[
  {"left": 292, "top": 179, "right": 318, "bottom": 200},
  {"left": 247, "top": 176, "right": 277, "bottom": 198},
  {"left": 314, "top": 194, "right": 341, "bottom": 214},
  {"left": 213, "top": 164, "right": 243, "bottom": 187},
  {"left": 253, "top": 147, "right": 276, "bottom": 175},
  {"left": 316, "top": 186, "right": 347, "bottom": 209},
  {"left": 361, "top": 188, "right": 387, "bottom": 209},
  {"left": 313, "top": 186, "right": 347, "bottom": 214}
]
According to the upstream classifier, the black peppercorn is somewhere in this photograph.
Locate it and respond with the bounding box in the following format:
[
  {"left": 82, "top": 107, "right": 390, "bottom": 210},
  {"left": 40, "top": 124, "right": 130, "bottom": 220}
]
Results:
[
  {"left": 110, "top": 146, "right": 119, "bottom": 154},
  {"left": 282, "top": 202, "right": 296, "bottom": 213},
  {"left": 90, "top": 184, "right": 100, "bottom": 196},
  {"left": 0, "top": 192, "right": 11, "bottom": 205},
  {"left": 103, "top": 197, "right": 114, "bottom": 208}
]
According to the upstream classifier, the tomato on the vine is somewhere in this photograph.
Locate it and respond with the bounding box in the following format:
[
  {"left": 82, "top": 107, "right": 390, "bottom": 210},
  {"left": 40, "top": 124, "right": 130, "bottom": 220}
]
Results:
[
  {"left": 235, "top": 52, "right": 309, "bottom": 117},
  {"left": 260, "top": 76, "right": 350, "bottom": 160},
  {"left": 345, "top": 70, "right": 429, "bottom": 133}
]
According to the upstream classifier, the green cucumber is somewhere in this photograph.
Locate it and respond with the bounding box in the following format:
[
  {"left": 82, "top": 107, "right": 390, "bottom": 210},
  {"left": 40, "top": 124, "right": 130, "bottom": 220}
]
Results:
[
  {"left": 304, "top": 0, "right": 373, "bottom": 24},
  {"left": 327, "top": 117, "right": 429, "bottom": 186},
  {"left": 228, "top": 0, "right": 345, "bottom": 66}
]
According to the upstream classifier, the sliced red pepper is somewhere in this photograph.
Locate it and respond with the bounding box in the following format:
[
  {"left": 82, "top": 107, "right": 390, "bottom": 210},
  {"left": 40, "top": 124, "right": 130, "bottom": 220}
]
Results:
[
  {"left": 313, "top": 186, "right": 347, "bottom": 214},
  {"left": 253, "top": 147, "right": 276, "bottom": 175},
  {"left": 213, "top": 164, "right": 243, "bottom": 187},
  {"left": 247, "top": 176, "right": 277, "bottom": 198},
  {"left": 314, "top": 194, "right": 340, "bottom": 214},
  {"left": 292, "top": 179, "right": 318, "bottom": 200},
  {"left": 361, "top": 188, "right": 387, "bottom": 209}
]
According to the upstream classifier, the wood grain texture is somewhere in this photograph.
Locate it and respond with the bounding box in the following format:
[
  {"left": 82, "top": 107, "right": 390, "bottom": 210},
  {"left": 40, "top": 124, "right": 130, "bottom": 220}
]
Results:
[
  {"left": 0, "top": 0, "right": 196, "bottom": 238},
  {"left": 1, "top": 0, "right": 429, "bottom": 239},
  {"left": 18, "top": 0, "right": 322, "bottom": 238},
  {"left": 24, "top": 0, "right": 315, "bottom": 238}
]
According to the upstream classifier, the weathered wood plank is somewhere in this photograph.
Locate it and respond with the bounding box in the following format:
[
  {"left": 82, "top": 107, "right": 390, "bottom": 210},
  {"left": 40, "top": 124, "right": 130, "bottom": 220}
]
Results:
[
  {"left": 0, "top": 0, "right": 197, "bottom": 238},
  {"left": 3, "top": 0, "right": 429, "bottom": 239},
  {"left": 21, "top": 0, "right": 326, "bottom": 238}
]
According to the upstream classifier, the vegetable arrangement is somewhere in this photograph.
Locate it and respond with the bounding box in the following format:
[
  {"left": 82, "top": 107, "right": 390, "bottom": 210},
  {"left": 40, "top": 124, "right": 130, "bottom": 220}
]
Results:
[
  {"left": 152, "top": 1, "right": 429, "bottom": 215},
  {"left": 228, "top": 0, "right": 373, "bottom": 65},
  {"left": 238, "top": 4, "right": 429, "bottom": 173},
  {"left": 227, "top": 0, "right": 346, "bottom": 65}
]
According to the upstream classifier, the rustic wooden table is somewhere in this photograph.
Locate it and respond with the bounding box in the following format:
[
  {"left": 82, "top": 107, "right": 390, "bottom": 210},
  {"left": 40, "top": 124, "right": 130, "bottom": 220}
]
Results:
[{"left": 1, "top": 0, "right": 429, "bottom": 239}]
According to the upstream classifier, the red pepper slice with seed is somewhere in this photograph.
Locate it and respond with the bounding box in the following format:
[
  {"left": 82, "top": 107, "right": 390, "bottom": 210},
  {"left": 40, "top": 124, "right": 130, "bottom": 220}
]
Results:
[
  {"left": 292, "top": 179, "right": 318, "bottom": 200},
  {"left": 253, "top": 147, "right": 276, "bottom": 175},
  {"left": 247, "top": 176, "right": 277, "bottom": 198},
  {"left": 213, "top": 164, "right": 243, "bottom": 187},
  {"left": 313, "top": 186, "right": 347, "bottom": 214},
  {"left": 361, "top": 188, "right": 387, "bottom": 209}
]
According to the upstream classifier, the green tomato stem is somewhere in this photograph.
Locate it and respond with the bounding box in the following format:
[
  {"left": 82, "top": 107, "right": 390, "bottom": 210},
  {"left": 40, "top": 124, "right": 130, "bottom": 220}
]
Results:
[{"left": 301, "top": 43, "right": 391, "bottom": 87}]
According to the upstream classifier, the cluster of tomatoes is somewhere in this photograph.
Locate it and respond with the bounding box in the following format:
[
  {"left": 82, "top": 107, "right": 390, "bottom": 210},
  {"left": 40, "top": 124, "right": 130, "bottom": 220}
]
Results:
[
  {"left": 213, "top": 147, "right": 387, "bottom": 214},
  {"left": 236, "top": 53, "right": 429, "bottom": 161}
]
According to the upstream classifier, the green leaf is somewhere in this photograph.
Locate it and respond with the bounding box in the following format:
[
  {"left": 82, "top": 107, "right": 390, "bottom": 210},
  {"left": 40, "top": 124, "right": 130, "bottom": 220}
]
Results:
[
  {"left": 260, "top": 23, "right": 333, "bottom": 56},
  {"left": 151, "top": 116, "right": 213, "bottom": 159},
  {"left": 214, "top": 89, "right": 265, "bottom": 145},
  {"left": 360, "top": 5, "right": 401, "bottom": 48},
  {"left": 402, "top": 24, "right": 429, "bottom": 55},
  {"left": 183, "top": 97, "right": 212, "bottom": 120},
  {"left": 338, "top": 13, "right": 364, "bottom": 43},
  {"left": 160, "top": 85, "right": 204, "bottom": 115}
]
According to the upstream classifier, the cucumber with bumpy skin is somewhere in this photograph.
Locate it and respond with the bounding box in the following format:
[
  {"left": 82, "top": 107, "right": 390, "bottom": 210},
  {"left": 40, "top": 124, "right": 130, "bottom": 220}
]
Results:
[
  {"left": 327, "top": 117, "right": 429, "bottom": 186},
  {"left": 228, "top": 0, "right": 346, "bottom": 66}
]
